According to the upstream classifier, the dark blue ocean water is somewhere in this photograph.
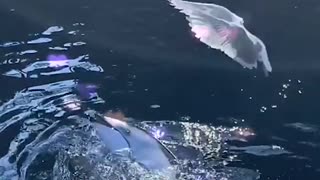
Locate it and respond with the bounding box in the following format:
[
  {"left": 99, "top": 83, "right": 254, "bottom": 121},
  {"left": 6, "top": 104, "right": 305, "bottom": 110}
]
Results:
[{"left": 0, "top": 0, "right": 319, "bottom": 179}]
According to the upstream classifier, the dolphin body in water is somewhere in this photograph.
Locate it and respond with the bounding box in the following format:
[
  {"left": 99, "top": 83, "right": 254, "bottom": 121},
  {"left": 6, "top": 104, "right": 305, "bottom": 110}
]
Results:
[{"left": 91, "top": 112, "right": 177, "bottom": 179}]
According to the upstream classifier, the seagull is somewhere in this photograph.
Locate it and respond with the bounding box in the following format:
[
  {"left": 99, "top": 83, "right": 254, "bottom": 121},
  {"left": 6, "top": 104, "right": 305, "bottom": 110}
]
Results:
[{"left": 169, "top": 0, "right": 272, "bottom": 75}]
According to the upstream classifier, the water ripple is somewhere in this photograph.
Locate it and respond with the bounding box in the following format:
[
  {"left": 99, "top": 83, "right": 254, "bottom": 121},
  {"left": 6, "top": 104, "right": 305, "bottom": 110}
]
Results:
[
  {"left": 42, "top": 26, "right": 64, "bottom": 35},
  {"left": 3, "top": 55, "right": 103, "bottom": 78},
  {"left": 27, "top": 38, "right": 53, "bottom": 45}
]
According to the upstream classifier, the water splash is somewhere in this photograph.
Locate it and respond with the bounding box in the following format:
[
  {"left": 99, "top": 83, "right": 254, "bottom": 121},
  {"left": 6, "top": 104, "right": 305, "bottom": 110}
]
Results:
[{"left": 151, "top": 128, "right": 165, "bottom": 139}]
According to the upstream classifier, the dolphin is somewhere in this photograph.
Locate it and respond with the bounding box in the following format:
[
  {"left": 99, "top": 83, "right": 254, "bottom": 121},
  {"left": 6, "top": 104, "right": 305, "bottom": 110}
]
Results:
[{"left": 92, "top": 112, "right": 177, "bottom": 179}]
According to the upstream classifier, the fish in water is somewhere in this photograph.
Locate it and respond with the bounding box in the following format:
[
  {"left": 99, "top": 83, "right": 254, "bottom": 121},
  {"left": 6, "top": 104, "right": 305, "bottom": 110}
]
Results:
[{"left": 168, "top": 0, "right": 272, "bottom": 75}]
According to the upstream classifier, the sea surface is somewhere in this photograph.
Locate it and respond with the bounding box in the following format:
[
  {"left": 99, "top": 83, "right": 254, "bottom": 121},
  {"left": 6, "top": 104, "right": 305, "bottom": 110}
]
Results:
[{"left": 0, "top": 0, "right": 319, "bottom": 179}]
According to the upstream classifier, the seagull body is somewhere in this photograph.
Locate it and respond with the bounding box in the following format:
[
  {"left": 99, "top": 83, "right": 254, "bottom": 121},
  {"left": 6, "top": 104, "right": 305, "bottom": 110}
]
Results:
[{"left": 169, "top": 0, "right": 272, "bottom": 74}]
